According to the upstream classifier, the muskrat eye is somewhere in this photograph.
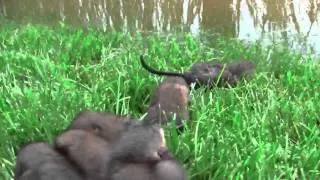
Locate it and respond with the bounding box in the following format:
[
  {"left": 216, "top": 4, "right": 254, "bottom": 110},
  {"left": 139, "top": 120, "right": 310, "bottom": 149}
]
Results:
[
  {"left": 202, "top": 68, "right": 210, "bottom": 74},
  {"left": 91, "top": 124, "right": 102, "bottom": 132}
]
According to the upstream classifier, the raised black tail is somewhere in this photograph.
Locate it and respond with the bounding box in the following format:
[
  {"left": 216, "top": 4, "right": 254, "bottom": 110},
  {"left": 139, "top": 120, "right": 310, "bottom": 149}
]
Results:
[{"left": 140, "top": 55, "right": 185, "bottom": 78}]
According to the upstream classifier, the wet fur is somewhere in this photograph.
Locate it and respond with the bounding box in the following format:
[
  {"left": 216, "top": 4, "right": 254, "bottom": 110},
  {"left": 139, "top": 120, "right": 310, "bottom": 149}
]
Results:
[
  {"left": 153, "top": 160, "right": 187, "bottom": 180},
  {"left": 14, "top": 142, "right": 82, "bottom": 180},
  {"left": 140, "top": 55, "right": 255, "bottom": 88},
  {"left": 106, "top": 124, "right": 187, "bottom": 180},
  {"left": 142, "top": 77, "right": 190, "bottom": 131},
  {"left": 67, "top": 111, "right": 137, "bottom": 143},
  {"left": 55, "top": 129, "right": 110, "bottom": 180},
  {"left": 110, "top": 160, "right": 187, "bottom": 180},
  {"left": 108, "top": 124, "right": 167, "bottom": 165},
  {"left": 140, "top": 55, "right": 230, "bottom": 87},
  {"left": 188, "top": 59, "right": 255, "bottom": 87},
  {"left": 225, "top": 60, "right": 255, "bottom": 80}
]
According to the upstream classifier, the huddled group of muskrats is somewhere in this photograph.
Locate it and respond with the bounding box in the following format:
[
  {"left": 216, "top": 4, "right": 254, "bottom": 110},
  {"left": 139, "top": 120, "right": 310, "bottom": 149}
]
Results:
[{"left": 14, "top": 55, "right": 255, "bottom": 180}]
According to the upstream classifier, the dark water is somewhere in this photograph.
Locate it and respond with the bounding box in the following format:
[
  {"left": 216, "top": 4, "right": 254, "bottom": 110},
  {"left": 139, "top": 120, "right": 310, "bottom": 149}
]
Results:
[{"left": 1, "top": 0, "right": 320, "bottom": 56}]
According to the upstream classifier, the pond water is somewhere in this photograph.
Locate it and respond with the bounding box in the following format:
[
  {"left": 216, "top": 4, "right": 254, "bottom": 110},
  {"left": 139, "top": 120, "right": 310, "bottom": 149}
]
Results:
[{"left": 1, "top": 0, "right": 320, "bottom": 56}]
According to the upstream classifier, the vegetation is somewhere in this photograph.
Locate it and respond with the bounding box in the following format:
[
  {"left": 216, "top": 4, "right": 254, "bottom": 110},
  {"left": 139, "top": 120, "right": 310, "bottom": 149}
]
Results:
[{"left": 0, "top": 20, "right": 319, "bottom": 179}]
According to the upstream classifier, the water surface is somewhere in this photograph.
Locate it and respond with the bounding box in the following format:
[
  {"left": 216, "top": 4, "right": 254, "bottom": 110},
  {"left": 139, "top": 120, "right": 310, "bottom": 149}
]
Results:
[{"left": 1, "top": 0, "right": 320, "bottom": 56}]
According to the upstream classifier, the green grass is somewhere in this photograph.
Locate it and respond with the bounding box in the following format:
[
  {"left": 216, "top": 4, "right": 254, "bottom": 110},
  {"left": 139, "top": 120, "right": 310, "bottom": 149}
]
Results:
[{"left": 0, "top": 19, "right": 320, "bottom": 180}]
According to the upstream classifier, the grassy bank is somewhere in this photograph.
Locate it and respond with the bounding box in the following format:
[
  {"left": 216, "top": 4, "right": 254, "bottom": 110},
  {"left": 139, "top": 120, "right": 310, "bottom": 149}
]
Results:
[{"left": 0, "top": 20, "right": 319, "bottom": 179}]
